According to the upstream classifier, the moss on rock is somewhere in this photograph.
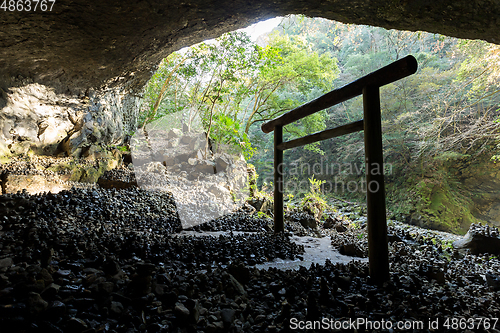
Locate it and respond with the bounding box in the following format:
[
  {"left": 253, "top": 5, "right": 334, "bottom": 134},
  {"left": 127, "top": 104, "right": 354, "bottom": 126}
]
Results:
[
  {"left": 412, "top": 180, "right": 477, "bottom": 234},
  {"left": 387, "top": 152, "right": 500, "bottom": 235},
  {"left": 79, "top": 166, "right": 101, "bottom": 183},
  {"left": 0, "top": 142, "right": 11, "bottom": 164},
  {"left": 66, "top": 156, "right": 120, "bottom": 183}
]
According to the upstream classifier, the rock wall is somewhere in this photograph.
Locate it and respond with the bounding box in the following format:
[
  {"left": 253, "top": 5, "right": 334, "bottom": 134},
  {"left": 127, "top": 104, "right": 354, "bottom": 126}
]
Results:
[
  {"left": 131, "top": 114, "right": 249, "bottom": 229},
  {"left": 0, "top": 76, "right": 139, "bottom": 158},
  {"left": 402, "top": 154, "right": 500, "bottom": 234},
  {"left": 462, "top": 157, "right": 500, "bottom": 225},
  {"left": 1, "top": 0, "right": 500, "bottom": 92}
]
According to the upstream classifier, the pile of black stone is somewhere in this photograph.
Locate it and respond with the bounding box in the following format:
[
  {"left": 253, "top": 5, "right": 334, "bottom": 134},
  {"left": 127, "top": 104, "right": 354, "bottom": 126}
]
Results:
[
  {"left": 1, "top": 188, "right": 500, "bottom": 332},
  {"left": 98, "top": 167, "right": 138, "bottom": 189},
  {"left": 187, "top": 212, "right": 272, "bottom": 233}
]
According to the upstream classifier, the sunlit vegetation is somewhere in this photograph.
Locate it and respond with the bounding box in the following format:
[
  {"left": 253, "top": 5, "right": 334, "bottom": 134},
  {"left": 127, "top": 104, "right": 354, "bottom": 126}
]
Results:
[
  {"left": 140, "top": 28, "right": 338, "bottom": 159},
  {"left": 139, "top": 15, "right": 500, "bottom": 233}
]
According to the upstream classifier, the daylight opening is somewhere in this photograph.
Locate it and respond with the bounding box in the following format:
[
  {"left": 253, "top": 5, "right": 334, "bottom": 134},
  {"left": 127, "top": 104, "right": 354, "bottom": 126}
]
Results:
[{"left": 136, "top": 14, "right": 500, "bottom": 234}]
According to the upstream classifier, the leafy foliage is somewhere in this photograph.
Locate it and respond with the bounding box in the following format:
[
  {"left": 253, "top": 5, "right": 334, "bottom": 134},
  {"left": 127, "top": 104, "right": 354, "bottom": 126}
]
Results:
[
  {"left": 139, "top": 15, "right": 500, "bottom": 231},
  {"left": 139, "top": 29, "right": 339, "bottom": 160},
  {"left": 301, "top": 176, "right": 328, "bottom": 220}
]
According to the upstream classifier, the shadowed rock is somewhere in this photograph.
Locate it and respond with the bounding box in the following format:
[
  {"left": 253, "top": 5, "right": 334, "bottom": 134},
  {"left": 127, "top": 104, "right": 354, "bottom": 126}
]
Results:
[{"left": 453, "top": 223, "right": 500, "bottom": 255}]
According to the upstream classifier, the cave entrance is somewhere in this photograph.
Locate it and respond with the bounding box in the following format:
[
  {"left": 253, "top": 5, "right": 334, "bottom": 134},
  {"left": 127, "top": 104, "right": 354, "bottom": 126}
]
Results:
[{"left": 135, "top": 14, "right": 500, "bottom": 267}]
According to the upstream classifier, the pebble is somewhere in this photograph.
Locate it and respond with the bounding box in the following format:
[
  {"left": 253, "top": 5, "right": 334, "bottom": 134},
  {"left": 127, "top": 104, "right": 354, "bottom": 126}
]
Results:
[
  {"left": 174, "top": 302, "right": 190, "bottom": 319},
  {"left": 0, "top": 184, "right": 499, "bottom": 332},
  {"left": 221, "top": 308, "right": 236, "bottom": 323},
  {"left": 0, "top": 258, "right": 13, "bottom": 269}
]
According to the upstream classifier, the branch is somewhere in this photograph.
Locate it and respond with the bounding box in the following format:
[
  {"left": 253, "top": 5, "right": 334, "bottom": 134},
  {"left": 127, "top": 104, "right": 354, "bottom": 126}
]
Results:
[{"left": 144, "top": 57, "right": 188, "bottom": 129}]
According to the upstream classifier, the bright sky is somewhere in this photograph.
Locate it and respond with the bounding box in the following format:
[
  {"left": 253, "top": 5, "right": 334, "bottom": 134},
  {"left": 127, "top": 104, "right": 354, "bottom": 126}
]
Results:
[
  {"left": 240, "top": 17, "right": 282, "bottom": 41},
  {"left": 177, "top": 17, "right": 282, "bottom": 54}
]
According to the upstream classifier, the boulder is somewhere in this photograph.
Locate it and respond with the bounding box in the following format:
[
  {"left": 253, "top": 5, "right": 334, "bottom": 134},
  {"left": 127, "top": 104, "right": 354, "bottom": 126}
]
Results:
[
  {"left": 215, "top": 156, "right": 229, "bottom": 173},
  {"left": 223, "top": 272, "right": 247, "bottom": 297},
  {"left": 175, "top": 152, "right": 192, "bottom": 164},
  {"left": 248, "top": 197, "right": 264, "bottom": 211},
  {"left": 174, "top": 302, "right": 190, "bottom": 320},
  {"left": 28, "top": 292, "right": 48, "bottom": 314},
  {"left": 300, "top": 215, "right": 317, "bottom": 229},
  {"left": 335, "top": 223, "right": 347, "bottom": 232},
  {"left": 180, "top": 135, "right": 193, "bottom": 145},
  {"left": 323, "top": 216, "right": 336, "bottom": 229},
  {"left": 290, "top": 212, "right": 317, "bottom": 229},
  {"left": 339, "top": 243, "right": 364, "bottom": 257},
  {"left": 228, "top": 261, "right": 250, "bottom": 285},
  {"left": 188, "top": 137, "right": 202, "bottom": 150},
  {"left": 208, "top": 184, "right": 230, "bottom": 198},
  {"left": 485, "top": 273, "right": 500, "bottom": 291},
  {"left": 453, "top": 224, "right": 500, "bottom": 255},
  {"left": 221, "top": 308, "right": 236, "bottom": 324},
  {"left": 167, "top": 137, "right": 180, "bottom": 148},
  {"left": 195, "top": 161, "right": 216, "bottom": 175},
  {"left": 167, "top": 128, "right": 183, "bottom": 139},
  {"left": 0, "top": 258, "right": 13, "bottom": 269}
]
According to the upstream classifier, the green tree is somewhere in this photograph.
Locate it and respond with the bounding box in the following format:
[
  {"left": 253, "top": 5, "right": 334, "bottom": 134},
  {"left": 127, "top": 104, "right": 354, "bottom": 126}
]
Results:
[
  {"left": 242, "top": 33, "right": 339, "bottom": 136},
  {"left": 140, "top": 29, "right": 339, "bottom": 159}
]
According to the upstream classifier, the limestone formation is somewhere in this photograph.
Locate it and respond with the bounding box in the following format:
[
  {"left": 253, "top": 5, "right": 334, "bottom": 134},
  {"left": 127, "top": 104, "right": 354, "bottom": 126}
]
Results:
[
  {"left": 131, "top": 115, "right": 249, "bottom": 229},
  {"left": 0, "top": 80, "right": 139, "bottom": 159}
]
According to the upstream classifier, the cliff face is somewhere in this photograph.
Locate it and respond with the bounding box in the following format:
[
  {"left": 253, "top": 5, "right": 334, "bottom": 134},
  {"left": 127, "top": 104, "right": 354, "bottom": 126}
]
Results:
[
  {"left": 1, "top": 0, "right": 500, "bottom": 157},
  {"left": 389, "top": 153, "right": 500, "bottom": 234},
  {"left": 0, "top": 77, "right": 139, "bottom": 158}
]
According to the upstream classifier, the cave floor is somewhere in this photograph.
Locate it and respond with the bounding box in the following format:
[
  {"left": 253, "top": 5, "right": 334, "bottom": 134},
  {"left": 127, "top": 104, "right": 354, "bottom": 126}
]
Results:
[{"left": 176, "top": 231, "right": 367, "bottom": 270}]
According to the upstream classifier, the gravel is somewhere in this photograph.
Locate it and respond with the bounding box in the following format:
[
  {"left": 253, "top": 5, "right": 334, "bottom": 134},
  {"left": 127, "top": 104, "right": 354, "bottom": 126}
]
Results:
[{"left": 1, "top": 186, "right": 500, "bottom": 332}]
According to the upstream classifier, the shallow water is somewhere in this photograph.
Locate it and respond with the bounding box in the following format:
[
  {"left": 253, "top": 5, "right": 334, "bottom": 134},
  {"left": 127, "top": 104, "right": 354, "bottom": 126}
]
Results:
[
  {"left": 175, "top": 230, "right": 367, "bottom": 270},
  {"left": 255, "top": 235, "right": 367, "bottom": 270}
]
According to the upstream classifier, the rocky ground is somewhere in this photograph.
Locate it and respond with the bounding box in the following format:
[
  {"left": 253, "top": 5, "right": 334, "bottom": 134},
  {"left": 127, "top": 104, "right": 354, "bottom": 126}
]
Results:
[{"left": 1, "top": 161, "right": 500, "bottom": 332}]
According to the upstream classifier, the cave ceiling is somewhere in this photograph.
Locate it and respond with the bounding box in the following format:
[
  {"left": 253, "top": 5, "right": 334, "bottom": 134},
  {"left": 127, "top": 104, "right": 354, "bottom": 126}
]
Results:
[{"left": 0, "top": 0, "right": 499, "bottom": 93}]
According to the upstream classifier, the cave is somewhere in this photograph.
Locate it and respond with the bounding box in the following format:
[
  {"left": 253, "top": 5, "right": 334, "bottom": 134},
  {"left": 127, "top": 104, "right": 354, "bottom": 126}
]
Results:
[
  {"left": 1, "top": 0, "right": 500, "bottom": 158},
  {"left": 1, "top": 1, "right": 500, "bottom": 332}
]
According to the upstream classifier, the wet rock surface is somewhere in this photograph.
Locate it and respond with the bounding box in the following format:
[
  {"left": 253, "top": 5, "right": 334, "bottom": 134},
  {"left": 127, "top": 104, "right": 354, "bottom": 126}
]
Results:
[{"left": 1, "top": 187, "right": 500, "bottom": 332}]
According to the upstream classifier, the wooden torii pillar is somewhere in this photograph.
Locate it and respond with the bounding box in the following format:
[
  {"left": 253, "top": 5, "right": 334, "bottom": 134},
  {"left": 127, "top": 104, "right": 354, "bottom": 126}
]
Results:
[{"left": 261, "top": 55, "right": 418, "bottom": 283}]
